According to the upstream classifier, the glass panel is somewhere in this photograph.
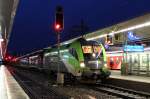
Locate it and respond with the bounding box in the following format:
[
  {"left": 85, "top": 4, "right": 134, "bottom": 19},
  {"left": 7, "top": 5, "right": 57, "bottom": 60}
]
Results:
[
  {"left": 93, "top": 46, "right": 102, "bottom": 58},
  {"left": 82, "top": 46, "right": 93, "bottom": 53},
  {"left": 148, "top": 54, "right": 150, "bottom": 71},
  {"left": 142, "top": 56, "right": 147, "bottom": 67}
]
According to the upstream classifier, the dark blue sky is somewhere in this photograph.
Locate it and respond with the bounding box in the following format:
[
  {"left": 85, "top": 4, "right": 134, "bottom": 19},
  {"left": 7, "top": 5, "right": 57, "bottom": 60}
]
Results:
[{"left": 7, "top": 0, "right": 150, "bottom": 55}]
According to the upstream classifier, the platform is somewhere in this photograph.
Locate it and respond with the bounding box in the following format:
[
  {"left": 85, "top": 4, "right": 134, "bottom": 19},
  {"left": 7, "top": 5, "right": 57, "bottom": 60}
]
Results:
[
  {"left": 0, "top": 65, "right": 29, "bottom": 99},
  {"left": 110, "top": 70, "right": 150, "bottom": 83}
]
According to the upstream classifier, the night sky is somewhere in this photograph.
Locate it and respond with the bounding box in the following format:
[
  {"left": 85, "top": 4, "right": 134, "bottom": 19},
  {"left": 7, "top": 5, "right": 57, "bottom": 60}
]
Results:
[{"left": 7, "top": 0, "right": 150, "bottom": 56}]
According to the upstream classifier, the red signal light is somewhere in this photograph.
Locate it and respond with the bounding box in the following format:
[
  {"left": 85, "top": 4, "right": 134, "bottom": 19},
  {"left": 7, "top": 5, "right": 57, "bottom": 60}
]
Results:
[
  {"left": 12, "top": 58, "right": 17, "bottom": 62},
  {"left": 5, "top": 57, "right": 8, "bottom": 61},
  {"left": 55, "top": 24, "right": 61, "bottom": 30},
  {"left": 8, "top": 56, "right": 12, "bottom": 60}
]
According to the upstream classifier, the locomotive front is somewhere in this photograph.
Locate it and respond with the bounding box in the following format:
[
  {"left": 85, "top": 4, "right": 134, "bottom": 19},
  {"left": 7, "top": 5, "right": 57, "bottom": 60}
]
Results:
[{"left": 80, "top": 40, "right": 110, "bottom": 80}]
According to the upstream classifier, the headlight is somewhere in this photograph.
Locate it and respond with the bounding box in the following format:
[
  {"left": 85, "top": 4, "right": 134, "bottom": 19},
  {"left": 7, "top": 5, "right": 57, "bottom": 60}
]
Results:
[
  {"left": 104, "top": 63, "right": 107, "bottom": 68},
  {"left": 80, "top": 62, "right": 85, "bottom": 68},
  {"left": 92, "top": 53, "right": 96, "bottom": 57}
]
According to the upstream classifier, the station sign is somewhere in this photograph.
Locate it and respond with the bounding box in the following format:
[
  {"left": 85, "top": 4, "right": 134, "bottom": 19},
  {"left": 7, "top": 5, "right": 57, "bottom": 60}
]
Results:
[{"left": 123, "top": 45, "right": 144, "bottom": 52}]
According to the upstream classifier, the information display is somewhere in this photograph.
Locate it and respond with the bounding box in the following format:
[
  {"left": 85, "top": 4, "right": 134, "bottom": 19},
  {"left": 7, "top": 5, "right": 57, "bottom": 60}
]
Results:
[{"left": 124, "top": 45, "right": 144, "bottom": 52}]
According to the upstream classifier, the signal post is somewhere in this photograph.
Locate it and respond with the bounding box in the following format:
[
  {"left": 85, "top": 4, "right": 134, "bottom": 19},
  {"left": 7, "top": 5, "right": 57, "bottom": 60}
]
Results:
[{"left": 55, "top": 6, "right": 64, "bottom": 85}]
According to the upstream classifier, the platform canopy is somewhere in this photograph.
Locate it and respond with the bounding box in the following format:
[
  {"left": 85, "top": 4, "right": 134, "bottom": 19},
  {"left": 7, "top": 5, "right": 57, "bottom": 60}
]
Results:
[
  {"left": 4, "top": 0, "right": 150, "bottom": 56},
  {"left": 0, "top": 0, "right": 19, "bottom": 57}
]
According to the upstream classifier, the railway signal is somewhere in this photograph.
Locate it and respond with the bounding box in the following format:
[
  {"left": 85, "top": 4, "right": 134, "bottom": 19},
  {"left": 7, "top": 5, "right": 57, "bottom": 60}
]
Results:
[
  {"left": 55, "top": 6, "right": 64, "bottom": 85},
  {"left": 55, "top": 6, "right": 64, "bottom": 32}
]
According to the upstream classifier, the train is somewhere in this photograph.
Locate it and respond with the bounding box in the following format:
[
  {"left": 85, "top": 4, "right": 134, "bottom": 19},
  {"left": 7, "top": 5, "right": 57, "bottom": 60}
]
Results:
[
  {"left": 12, "top": 38, "right": 111, "bottom": 82},
  {"left": 106, "top": 49, "right": 150, "bottom": 73},
  {"left": 106, "top": 51, "right": 123, "bottom": 70}
]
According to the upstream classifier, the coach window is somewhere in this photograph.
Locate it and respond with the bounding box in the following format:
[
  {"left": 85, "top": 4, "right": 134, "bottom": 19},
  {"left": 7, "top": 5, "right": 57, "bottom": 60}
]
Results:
[{"left": 69, "top": 48, "right": 78, "bottom": 60}]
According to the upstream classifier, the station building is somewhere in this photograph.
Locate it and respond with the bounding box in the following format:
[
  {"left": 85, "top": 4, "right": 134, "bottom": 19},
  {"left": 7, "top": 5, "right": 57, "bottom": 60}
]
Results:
[{"left": 85, "top": 13, "right": 150, "bottom": 76}]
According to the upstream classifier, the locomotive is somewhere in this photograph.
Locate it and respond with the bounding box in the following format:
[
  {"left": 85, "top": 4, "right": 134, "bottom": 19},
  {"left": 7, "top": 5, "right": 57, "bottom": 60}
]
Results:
[{"left": 17, "top": 38, "right": 110, "bottom": 81}]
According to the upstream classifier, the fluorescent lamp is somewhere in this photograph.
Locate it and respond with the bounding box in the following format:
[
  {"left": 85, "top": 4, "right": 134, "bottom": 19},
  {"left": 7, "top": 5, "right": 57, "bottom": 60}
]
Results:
[
  {"left": 87, "top": 21, "right": 150, "bottom": 41},
  {"left": 0, "top": 39, "right": 3, "bottom": 42}
]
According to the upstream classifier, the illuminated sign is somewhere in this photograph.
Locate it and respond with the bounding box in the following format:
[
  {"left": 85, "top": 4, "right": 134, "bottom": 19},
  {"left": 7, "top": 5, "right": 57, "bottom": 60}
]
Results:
[
  {"left": 124, "top": 45, "right": 144, "bottom": 52},
  {"left": 127, "top": 31, "right": 139, "bottom": 41}
]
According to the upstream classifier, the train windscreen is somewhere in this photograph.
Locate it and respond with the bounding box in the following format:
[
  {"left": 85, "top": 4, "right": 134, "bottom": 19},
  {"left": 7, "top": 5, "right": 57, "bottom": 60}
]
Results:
[
  {"left": 93, "top": 45, "right": 102, "bottom": 58},
  {"left": 82, "top": 45, "right": 102, "bottom": 60},
  {"left": 82, "top": 46, "right": 93, "bottom": 53}
]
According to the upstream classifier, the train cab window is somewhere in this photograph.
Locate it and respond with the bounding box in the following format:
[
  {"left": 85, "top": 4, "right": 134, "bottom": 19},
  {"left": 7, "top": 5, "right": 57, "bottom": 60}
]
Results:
[
  {"left": 82, "top": 46, "right": 93, "bottom": 53},
  {"left": 82, "top": 46, "right": 93, "bottom": 60},
  {"left": 82, "top": 45, "right": 104, "bottom": 60},
  {"left": 93, "top": 46, "right": 103, "bottom": 58},
  {"left": 69, "top": 48, "right": 78, "bottom": 60}
]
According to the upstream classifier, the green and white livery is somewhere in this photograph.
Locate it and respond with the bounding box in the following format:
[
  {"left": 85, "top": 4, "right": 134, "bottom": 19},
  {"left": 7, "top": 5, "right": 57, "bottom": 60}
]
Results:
[{"left": 43, "top": 38, "right": 110, "bottom": 80}]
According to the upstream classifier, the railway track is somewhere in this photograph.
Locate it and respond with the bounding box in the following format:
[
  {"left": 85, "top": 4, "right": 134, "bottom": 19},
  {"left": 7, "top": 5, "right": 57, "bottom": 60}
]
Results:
[
  {"left": 9, "top": 67, "right": 70, "bottom": 99},
  {"left": 8, "top": 66, "right": 150, "bottom": 99},
  {"left": 89, "top": 83, "right": 150, "bottom": 99}
]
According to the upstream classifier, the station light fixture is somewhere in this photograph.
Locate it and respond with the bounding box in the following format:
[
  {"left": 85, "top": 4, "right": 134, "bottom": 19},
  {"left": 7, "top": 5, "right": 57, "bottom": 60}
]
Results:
[
  {"left": 87, "top": 21, "right": 150, "bottom": 41},
  {"left": 0, "top": 38, "right": 3, "bottom": 42}
]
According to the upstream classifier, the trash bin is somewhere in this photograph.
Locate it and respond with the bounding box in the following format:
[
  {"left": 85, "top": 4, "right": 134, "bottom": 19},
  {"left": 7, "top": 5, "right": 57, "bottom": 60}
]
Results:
[{"left": 121, "top": 62, "right": 128, "bottom": 75}]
